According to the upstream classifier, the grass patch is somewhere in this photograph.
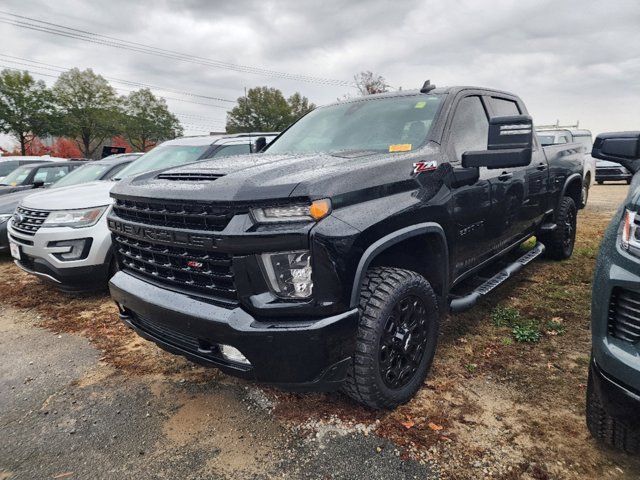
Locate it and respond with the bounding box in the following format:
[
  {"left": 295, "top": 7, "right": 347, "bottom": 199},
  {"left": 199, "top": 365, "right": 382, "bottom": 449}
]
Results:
[
  {"left": 512, "top": 321, "right": 542, "bottom": 343},
  {"left": 491, "top": 306, "right": 521, "bottom": 327}
]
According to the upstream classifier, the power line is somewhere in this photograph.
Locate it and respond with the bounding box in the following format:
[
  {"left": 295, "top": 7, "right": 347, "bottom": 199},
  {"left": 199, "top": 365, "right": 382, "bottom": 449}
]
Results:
[
  {"left": 0, "top": 53, "right": 237, "bottom": 103},
  {"left": 0, "top": 11, "right": 352, "bottom": 87},
  {"left": 0, "top": 63, "right": 232, "bottom": 109}
]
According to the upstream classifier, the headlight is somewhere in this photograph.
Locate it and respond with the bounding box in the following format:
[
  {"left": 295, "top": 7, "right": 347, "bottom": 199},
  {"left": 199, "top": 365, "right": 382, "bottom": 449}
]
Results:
[
  {"left": 620, "top": 209, "right": 640, "bottom": 255},
  {"left": 42, "top": 206, "right": 108, "bottom": 228},
  {"left": 0, "top": 214, "right": 12, "bottom": 224},
  {"left": 259, "top": 250, "right": 313, "bottom": 298},
  {"left": 251, "top": 199, "right": 331, "bottom": 224}
]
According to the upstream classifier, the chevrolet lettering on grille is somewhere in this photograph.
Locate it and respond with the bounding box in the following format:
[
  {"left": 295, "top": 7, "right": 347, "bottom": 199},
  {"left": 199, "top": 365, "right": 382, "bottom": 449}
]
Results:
[{"left": 107, "top": 219, "right": 216, "bottom": 249}]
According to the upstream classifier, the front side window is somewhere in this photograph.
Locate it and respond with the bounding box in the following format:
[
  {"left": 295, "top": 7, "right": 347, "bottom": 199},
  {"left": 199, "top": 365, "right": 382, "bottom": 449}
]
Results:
[
  {"left": 266, "top": 95, "right": 443, "bottom": 155},
  {"left": 449, "top": 96, "right": 489, "bottom": 161},
  {"left": 33, "top": 166, "right": 70, "bottom": 184}
]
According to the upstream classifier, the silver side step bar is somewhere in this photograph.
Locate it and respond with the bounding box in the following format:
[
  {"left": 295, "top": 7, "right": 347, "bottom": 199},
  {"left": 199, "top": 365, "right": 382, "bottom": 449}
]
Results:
[{"left": 449, "top": 242, "right": 545, "bottom": 313}]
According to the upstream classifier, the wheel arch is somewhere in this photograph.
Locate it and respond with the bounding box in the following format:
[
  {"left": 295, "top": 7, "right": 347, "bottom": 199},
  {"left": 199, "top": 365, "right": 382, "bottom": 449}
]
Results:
[
  {"left": 560, "top": 173, "right": 583, "bottom": 210},
  {"left": 349, "top": 223, "right": 449, "bottom": 310}
]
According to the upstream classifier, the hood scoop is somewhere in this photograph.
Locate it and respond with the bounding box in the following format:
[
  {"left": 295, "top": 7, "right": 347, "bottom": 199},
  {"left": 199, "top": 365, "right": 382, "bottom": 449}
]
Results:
[{"left": 156, "top": 172, "right": 225, "bottom": 181}]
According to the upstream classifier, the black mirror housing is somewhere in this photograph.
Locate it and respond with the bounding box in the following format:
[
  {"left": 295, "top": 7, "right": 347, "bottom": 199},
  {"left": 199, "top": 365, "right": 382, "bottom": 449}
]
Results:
[
  {"left": 461, "top": 115, "right": 533, "bottom": 169},
  {"left": 253, "top": 136, "right": 267, "bottom": 153},
  {"left": 592, "top": 132, "right": 640, "bottom": 162},
  {"left": 32, "top": 180, "right": 45, "bottom": 188}
]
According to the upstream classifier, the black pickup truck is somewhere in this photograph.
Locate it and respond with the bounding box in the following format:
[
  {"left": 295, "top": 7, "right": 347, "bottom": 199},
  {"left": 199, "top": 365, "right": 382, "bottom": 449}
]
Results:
[{"left": 107, "top": 83, "right": 584, "bottom": 409}]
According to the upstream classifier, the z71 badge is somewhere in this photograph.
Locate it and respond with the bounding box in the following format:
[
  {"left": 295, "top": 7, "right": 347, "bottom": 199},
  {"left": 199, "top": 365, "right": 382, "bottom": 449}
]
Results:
[{"left": 412, "top": 160, "right": 438, "bottom": 175}]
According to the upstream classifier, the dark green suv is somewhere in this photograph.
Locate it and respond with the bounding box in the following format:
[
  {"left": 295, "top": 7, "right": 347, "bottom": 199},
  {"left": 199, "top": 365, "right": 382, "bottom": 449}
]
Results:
[{"left": 588, "top": 131, "right": 640, "bottom": 453}]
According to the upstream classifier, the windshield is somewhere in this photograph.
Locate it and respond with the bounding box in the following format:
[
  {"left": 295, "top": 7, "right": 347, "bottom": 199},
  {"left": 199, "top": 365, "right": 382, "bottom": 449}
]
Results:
[
  {"left": 52, "top": 163, "right": 112, "bottom": 188},
  {"left": 0, "top": 165, "right": 33, "bottom": 186},
  {"left": 537, "top": 135, "right": 555, "bottom": 146},
  {"left": 266, "top": 95, "right": 443, "bottom": 155},
  {"left": 113, "top": 145, "right": 209, "bottom": 180}
]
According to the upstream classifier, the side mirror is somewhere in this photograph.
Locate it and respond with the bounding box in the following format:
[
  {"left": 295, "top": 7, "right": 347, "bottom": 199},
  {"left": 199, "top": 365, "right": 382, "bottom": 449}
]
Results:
[
  {"left": 451, "top": 166, "right": 480, "bottom": 188},
  {"left": 253, "top": 137, "right": 267, "bottom": 153},
  {"left": 32, "top": 180, "right": 45, "bottom": 188},
  {"left": 592, "top": 132, "right": 640, "bottom": 162},
  {"left": 462, "top": 115, "right": 533, "bottom": 169}
]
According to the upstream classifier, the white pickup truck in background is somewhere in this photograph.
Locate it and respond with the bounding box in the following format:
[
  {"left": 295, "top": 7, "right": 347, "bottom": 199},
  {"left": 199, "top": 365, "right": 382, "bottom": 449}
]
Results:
[{"left": 536, "top": 124, "right": 596, "bottom": 208}]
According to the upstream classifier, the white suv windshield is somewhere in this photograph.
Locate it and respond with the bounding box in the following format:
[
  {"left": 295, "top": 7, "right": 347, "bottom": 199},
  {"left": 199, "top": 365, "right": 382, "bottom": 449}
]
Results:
[{"left": 114, "top": 145, "right": 209, "bottom": 180}]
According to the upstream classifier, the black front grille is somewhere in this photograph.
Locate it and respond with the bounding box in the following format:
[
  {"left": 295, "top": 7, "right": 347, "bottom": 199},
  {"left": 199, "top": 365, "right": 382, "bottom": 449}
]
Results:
[
  {"left": 11, "top": 207, "right": 50, "bottom": 236},
  {"left": 112, "top": 197, "right": 234, "bottom": 232},
  {"left": 609, "top": 288, "right": 640, "bottom": 344},
  {"left": 114, "top": 234, "right": 237, "bottom": 305}
]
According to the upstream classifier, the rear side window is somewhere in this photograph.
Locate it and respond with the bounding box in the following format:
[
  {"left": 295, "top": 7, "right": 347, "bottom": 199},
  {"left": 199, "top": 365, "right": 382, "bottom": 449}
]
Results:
[
  {"left": 0, "top": 161, "right": 20, "bottom": 176},
  {"left": 209, "top": 144, "right": 251, "bottom": 158},
  {"left": 449, "top": 96, "right": 489, "bottom": 162},
  {"left": 489, "top": 97, "right": 520, "bottom": 117}
]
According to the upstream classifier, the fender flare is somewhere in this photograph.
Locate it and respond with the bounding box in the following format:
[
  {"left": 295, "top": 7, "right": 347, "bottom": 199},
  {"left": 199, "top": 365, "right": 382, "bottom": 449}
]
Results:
[
  {"left": 560, "top": 172, "right": 583, "bottom": 200},
  {"left": 349, "top": 222, "right": 449, "bottom": 308}
]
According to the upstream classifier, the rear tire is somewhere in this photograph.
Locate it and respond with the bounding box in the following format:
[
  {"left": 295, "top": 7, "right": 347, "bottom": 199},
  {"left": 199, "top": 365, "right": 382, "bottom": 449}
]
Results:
[
  {"left": 586, "top": 365, "right": 640, "bottom": 454},
  {"left": 539, "top": 196, "right": 577, "bottom": 260},
  {"left": 626, "top": 179, "right": 632, "bottom": 185},
  {"left": 342, "top": 267, "right": 439, "bottom": 409}
]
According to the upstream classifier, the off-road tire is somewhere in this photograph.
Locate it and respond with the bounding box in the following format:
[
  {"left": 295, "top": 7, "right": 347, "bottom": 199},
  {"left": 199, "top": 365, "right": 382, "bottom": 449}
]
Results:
[
  {"left": 539, "top": 196, "right": 577, "bottom": 260},
  {"left": 597, "top": 180, "right": 604, "bottom": 185},
  {"left": 586, "top": 366, "right": 640, "bottom": 454},
  {"left": 342, "top": 267, "right": 439, "bottom": 409}
]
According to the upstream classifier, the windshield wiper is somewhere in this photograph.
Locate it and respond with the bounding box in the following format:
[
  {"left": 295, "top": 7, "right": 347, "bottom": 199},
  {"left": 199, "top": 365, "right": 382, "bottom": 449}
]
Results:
[{"left": 329, "top": 149, "right": 383, "bottom": 158}]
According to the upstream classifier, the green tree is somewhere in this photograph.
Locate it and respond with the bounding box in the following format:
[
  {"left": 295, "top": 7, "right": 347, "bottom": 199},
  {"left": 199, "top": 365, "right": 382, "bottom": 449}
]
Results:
[
  {"left": 0, "top": 69, "right": 56, "bottom": 155},
  {"left": 226, "top": 87, "right": 315, "bottom": 133},
  {"left": 52, "top": 68, "right": 121, "bottom": 158},
  {"left": 122, "top": 88, "right": 182, "bottom": 152}
]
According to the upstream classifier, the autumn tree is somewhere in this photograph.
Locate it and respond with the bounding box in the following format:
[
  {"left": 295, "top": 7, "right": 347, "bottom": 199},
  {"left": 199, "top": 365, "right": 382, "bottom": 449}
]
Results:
[
  {"left": 226, "top": 87, "right": 315, "bottom": 133},
  {"left": 354, "top": 71, "right": 389, "bottom": 95},
  {"left": 0, "top": 69, "right": 57, "bottom": 155},
  {"left": 50, "top": 137, "right": 82, "bottom": 158},
  {"left": 52, "top": 68, "right": 121, "bottom": 158},
  {"left": 121, "top": 88, "right": 182, "bottom": 151}
]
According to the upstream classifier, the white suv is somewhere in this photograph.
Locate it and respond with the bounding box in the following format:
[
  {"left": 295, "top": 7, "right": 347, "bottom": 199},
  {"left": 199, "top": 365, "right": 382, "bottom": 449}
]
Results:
[{"left": 7, "top": 133, "right": 277, "bottom": 291}]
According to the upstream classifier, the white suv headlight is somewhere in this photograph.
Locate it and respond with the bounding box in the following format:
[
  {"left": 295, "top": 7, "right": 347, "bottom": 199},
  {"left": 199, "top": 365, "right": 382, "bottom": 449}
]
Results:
[{"left": 42, "top": 206, "right": 109, "bottom": 228}]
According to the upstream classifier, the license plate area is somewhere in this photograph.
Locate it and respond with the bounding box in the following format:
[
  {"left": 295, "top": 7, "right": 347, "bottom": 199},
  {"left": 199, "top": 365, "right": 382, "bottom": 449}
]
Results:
[{"left": 10, "top": 242, "right": 21, "bottom": 260}]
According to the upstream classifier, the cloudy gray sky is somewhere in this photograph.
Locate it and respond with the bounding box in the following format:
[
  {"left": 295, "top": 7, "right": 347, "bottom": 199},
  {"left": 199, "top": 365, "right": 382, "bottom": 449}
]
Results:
[{"left": 1, "top": 0, "right": 639, "bottom": 149}]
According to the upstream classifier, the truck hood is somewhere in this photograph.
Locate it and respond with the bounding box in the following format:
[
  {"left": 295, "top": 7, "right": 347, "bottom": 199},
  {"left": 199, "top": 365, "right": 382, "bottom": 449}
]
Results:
[
  {"left": 21, "top": 181, "right": 115, "bottom": 210},
  {"left": 111, "top": 147, "right": 440, "bottom": 202}
]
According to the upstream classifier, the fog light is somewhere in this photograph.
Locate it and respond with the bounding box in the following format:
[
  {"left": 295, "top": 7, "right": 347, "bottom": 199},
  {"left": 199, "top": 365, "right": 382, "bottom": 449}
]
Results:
[
  {"left": 48, "top": 238, "right": 92, "bottom": 261},
  {"left": 259, "top": 250, "right": 313, "bottom": 298},
  {"left": 219, "top": 344, "right": 250, "bottom": 365}
]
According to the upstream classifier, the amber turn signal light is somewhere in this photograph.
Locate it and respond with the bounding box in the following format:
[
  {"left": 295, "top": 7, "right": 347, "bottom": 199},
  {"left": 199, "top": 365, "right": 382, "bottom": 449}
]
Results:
[{"left": 309, "top": 199, "right": 332, "bottom": 221}]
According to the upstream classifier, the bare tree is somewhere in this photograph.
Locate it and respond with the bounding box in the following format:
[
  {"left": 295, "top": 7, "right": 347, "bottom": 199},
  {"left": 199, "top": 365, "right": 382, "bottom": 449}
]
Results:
[{"left": 354, "top": 71, "right": 390, "bottom": 96}]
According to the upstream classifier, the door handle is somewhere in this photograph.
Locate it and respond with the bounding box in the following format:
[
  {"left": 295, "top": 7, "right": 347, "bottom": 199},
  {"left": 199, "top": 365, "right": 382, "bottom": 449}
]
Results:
[
  {"left": 498, "top": 172, "right": 513, "bottom": 181},
  {"left": 536, "top": 163, "right": 547, "bottom": 171}
]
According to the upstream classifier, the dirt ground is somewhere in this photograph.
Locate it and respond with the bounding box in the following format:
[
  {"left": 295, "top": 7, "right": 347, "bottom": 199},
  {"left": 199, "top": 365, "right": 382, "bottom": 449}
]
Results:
[{"left": 1, "top": 183, "right": 639, "bottom": 479}]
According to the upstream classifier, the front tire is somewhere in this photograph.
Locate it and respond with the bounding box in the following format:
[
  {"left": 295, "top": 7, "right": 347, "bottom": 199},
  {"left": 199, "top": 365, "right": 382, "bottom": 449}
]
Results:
[
  {"left": 342, "top": 267, "right": 439, "bottom": 409},
  {"left": 581, "top": 177, "right": 590, "bottom": 208},
  {"left": 539, "top": 196, "right": 577, "bottom": 260},
  {"left": 586, "top": 365, "right": 640, "bottom": 454}
]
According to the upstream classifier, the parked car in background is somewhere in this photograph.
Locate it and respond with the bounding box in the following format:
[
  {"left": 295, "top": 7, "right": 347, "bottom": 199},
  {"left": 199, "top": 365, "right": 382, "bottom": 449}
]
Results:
[
  {"left": 0, "top": 154, "right": 141, "bottom": 253},
  {"left": 595, "top": 159, "right": 632, "bottom": 184},
  {"left": 0, "top": 155, "right": 64, "bottom": 182},
  {"left": 587, "top": 131, "right": 640, "bottom": 453},
  {"left": 107, "top": 85, "right": 584, "bottom": 409},
  {"left": 7, "top": 133, "right": 277, "bottom": 291},
  {"left": 0, "top": 161, "right": 85, "bottom": 196},
  {"left": 536, "top": 125, "right": 595, "bottom": 207}
]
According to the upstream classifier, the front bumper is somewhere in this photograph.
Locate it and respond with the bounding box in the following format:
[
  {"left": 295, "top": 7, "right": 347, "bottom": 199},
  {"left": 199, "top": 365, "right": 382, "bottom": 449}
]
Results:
[
  {"left": 591, "top": 359, "right": 640, "bottom": 430},
  {"left": 596, "top": 171, "right": 632, "bottom": 182},
  {"left": 7, "top": 217, "right": 113, "bottom": 290},
  {"left": 110, "top": 271, "right": 359, "bottom": 390}
]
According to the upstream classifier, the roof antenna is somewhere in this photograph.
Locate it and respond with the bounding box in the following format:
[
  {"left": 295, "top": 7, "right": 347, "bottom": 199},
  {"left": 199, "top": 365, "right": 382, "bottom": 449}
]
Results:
[{"left": 420, "top": 80, "right": 436, "bottom": 93}]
